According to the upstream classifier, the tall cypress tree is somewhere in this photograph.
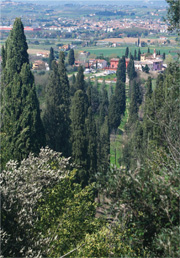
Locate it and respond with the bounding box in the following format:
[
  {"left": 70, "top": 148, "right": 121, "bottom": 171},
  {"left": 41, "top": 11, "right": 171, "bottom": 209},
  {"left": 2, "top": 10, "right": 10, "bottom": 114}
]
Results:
[
  {"left": 116, "top": 56, "right": 126, "bottom": 83},
  {"left": 68, "top": 48, "right": 75, "bottom": 65},
  {"left": 125, "top": 47, "right": 129, "bottom": 58},
  {"left": 85, "top": 107, "right": 97, "bottom": 178},
  {"left": 145, "top": 76, "right": 153, "bottom": 98},
  {"left": 97, "top": 116, "right": 110, "bottom": 172},
  {"left": 129, "top": 81, "right": 139, "bottom": 124},
  {"left": 75, "top": 65, "right": 86, "bottom": 92},
  {"left": 43, "top": 61, "right": 63, "bottom": 151},
  {"left": 108, "top": 80, "right": 126, "bottom": 131},
  {"left": 99, "top": 85, "right": 109, "bottom": 126},
  {"left": 75, "top": 65, "right": 88, "bottom": 114},
  {"left": 1, "top": 45, "right": 6, "bottom": 69},
  {"left": 49, "top": 47, "right": 55, "bottom": 70},
  {"left": 138, "top": 48, "right": 141, "bottom": 61},
  {"left": 70, "top": 90, "right": 88, "bottom": 184},
  {"left": 1, "top": 18, "right": 45, "bottom": 166},
  {"left": 127, "top": 59, "right": 137, "bottom": 81},
  {"left": 134, "top": 49, "right": 137, "bottom": 60},
  {"left": 43, "top": 52, "right": 71, "bottom": 157}
]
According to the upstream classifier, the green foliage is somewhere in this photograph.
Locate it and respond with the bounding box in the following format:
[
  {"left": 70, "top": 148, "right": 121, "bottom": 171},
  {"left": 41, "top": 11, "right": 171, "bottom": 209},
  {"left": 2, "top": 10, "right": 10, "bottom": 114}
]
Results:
[
  {"left": 145, "top": 76, "right": 153, "bottom": 98},
  {"left": 37, "top": 173, "right": 97, "bottom": 257},
  {"left": 138, "top": 48, "right": 141, "bottom": 61},
  {"left": 166, "top": 0, "right": 180, "bottom": 34},
  {"left": 142, "top": 64, "right": 150, "bottom": 73},
  {"left": 43, "top": 52, "right": 71, "bottom": 157},
  {"left": 1, "top": 45, "right": 6, "bottom": 69},
  {"left": 125, "top": 46, "right": 129, "bottom": 58},
  {"left": 97, "top": 116, "right": 110, "bottom": 172},
  {"left": 49, "top": 47, "right": 54, "bottom": 70},
  {"left": 70, "top": 90, "right": 88, "bottom": 183},
  {"left": 1, "top": 148, "right": 71, "bottom": 257},
  {"left": 134, "top": 49, "right": 137, "bottom": 60},
  {"left": 105, "top": 145, "right": 180, "bottom": 257},
  {"left": 116, "top": 56, "right": 126, "bottom": 83},
  {"left": 99, "top": 84, "right": 109, "bottom": 125},
  {"left": 1, "top": 18, "right": 45, "bottom": 167},
  {"left": 128, "top": 81, "right": 142, "bottom": 125},
  {"left": 68, "top": 48, "right": 75, "bottom": 65},
  {"left": 1, "top": 147, "right": 98, "bottom": 257},
  {"left": 77, "top": 224, "right": 140, "bottom": 257},
  {"left": 85, "top": 107, "right": 97, "bottom": 178},
  {"left": 127, "top": 59, "right": 137, "bottom": 81},
  {"left": 75, "top": 65, "right": 86, "bottom": 92},
  {"left": 109, "top": 80, "right": 126, "bottom": 131},
  {"left": 5, "top": 18, "right": 29, "bottom": 76}
]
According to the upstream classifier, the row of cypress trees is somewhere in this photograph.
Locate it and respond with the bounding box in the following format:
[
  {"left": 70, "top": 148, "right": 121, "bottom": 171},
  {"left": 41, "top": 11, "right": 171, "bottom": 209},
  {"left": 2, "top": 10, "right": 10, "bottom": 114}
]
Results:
[{"left": 0, "top": 18, "right": 111, "bottom": 186}]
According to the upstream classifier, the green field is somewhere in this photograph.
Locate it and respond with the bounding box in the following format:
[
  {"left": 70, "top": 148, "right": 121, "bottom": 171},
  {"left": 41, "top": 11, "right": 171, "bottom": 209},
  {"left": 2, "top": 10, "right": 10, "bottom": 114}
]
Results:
[{"left": 78, "top": 46, "right": 180, "bottom": 58}]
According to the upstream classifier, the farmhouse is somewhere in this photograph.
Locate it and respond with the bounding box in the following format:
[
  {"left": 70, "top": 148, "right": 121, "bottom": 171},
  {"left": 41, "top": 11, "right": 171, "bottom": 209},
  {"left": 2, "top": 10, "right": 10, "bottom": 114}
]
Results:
[
  {"left": 109, "top": 58, "right": 130, "bottom": 70},
  {"left": 32, "top": 60, "right": 47, "bottom": 70}
]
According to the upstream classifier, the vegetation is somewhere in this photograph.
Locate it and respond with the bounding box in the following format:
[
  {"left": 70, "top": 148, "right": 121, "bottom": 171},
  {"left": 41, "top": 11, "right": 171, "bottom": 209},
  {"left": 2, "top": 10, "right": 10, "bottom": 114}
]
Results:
[
  {"left": 1, "top": 1, "right": 180, "bottom": 257},
  {"left": 1, "top": 18, "right": 45, "bottom": 168}
]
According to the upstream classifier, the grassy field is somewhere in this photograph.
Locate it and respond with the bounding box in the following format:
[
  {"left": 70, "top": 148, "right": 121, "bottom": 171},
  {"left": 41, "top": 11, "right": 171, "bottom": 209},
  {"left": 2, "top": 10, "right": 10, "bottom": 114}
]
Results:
[
  {"left": 110, "top": 87, "right": 130, "bottom": 167},
  {"left": 79, "top": 46, "right": 180, "bottom": 58}
]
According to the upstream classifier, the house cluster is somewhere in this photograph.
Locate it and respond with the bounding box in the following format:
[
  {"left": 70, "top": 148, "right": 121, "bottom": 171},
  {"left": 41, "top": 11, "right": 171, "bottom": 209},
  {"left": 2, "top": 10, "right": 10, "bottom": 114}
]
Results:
[
  {"left": 135, "top": 49, "right": 164, "bottom": 71},
  {"left": 75, "top": 58, "right": 107, "bottom": 69},
  {"left": 43, "top": 15, "right": 168, "bottom": 35}
]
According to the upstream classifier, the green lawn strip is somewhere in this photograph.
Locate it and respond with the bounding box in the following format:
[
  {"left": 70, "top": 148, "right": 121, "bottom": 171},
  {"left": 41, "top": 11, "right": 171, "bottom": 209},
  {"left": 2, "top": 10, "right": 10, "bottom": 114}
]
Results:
[
  {"left": 110, "top": 85, "right": 130, "bottom": 167},
  {"left": 78, "top": 45, "right": 180, "bottom": 58}
]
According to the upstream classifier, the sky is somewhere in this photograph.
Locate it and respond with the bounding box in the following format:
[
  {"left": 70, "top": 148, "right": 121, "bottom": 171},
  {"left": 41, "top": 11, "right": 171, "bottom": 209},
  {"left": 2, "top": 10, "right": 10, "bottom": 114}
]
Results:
[{"left": 12, "top": 0, "right": 167, "bottom": 4}]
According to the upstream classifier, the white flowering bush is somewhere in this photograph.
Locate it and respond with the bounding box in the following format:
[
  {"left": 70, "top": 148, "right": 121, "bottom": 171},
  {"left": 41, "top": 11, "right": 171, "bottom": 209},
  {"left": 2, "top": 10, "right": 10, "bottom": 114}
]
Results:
[
  {"left": 1, "top": 147, "right": 98, "bottom": 258},
  {"left": 1, "top": 147, "right": 71, "bottom": 257}
]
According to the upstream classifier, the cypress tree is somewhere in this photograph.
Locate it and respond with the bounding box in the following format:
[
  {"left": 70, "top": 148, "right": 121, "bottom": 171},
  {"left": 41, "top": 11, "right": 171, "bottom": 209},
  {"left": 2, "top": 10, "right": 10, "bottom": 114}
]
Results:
[
  {"left": 75, "top": 65, "right": 86, "bottom": 92},
  {"left": 147, "top": 47, "right": 150, "bottom": 53},
  {"left": 108, "top": 82, "right": 113, "bottom": 101},
  {"left": 116, "top": 56, "right": 126, "bottom": 83},
  {"left": 43, "top": 52, "right": 71, "bottom": 157},
  {"left": 49, "top": 47, "right": 54, "bottom": 70},
  {"left": 1, "top": 45, "right": 6, "bottom": 69},
  {"left": 97, "top": 116, "right": 110, "bottom": 172},
  {"left": 87, "top": 85, "right": 92, "bottom": 107},
  {"left": 145, "top": 76, "right": 153, "bottom": 98},
  {"left": 43, "top": 61, "right": 63, "bottom": 151},
  {"left": 99, "top": 85, "right": 109, "bottom": 125},
  {"left": 1, "top": 18, "right": 45, "bottom": 166},
  {"left": 134, "top": 49, "right": 137, "bottom": 60},
  {"left": 70, "top": 73, "right": 76, "bottom": 96},
  {"left": 138, "top": 48, "right": 141, "bottom": 61},
  {"left": 127, "top": 59, "right": 137, "bottom": 81},
  {"left": 129, "top": 81, "right": 139, "bottom": 124},
  {"left": 108, "top": 80, "right": 126, "bottom": 130},
  {"left": 68, "top": 48, "right": 75, "bottom": 65},
  {"left": 91, "top": 84, "right": 100, "bottom": 114},
  {"left": 129, "top": 52, "right": 134, "bottom": 60},
  {"left": 70, "top": 90, "right": 88, "bottom": 184},
  {"left": 72, "top": 73, "right": 76, "bottom": 84},
  {"left": 125, "top": 47, "right": 129, "bottom": 58},
  {"left": 85, "top": 107, "right": 97, "bottom": 178},
  {"left": 75, "top": 65, "right": 88, "bottom": 114}
]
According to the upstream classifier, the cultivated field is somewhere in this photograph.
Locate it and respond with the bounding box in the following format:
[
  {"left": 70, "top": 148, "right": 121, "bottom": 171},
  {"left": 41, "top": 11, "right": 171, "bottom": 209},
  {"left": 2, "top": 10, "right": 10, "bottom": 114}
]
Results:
[
  {"left": 99, "top": 37, "right": 176, "bottom": 44},
  {"left": 28, "top": 49, "right": 50, "bottom": 55}
]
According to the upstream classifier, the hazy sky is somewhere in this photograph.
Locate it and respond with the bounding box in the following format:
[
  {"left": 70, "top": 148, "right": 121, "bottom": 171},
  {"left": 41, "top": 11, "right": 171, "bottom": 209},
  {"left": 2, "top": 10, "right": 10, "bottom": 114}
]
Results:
[{"left": 12, "top": 0, "right": 168, "bottom": 7}]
